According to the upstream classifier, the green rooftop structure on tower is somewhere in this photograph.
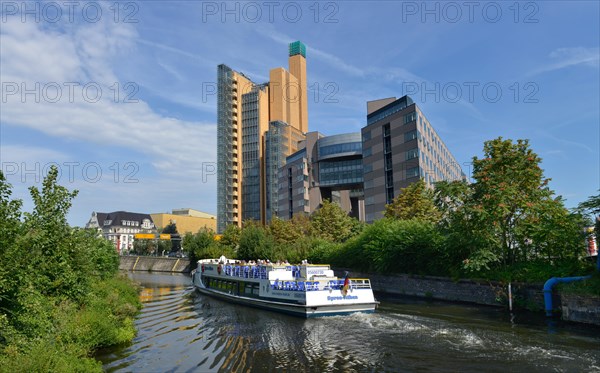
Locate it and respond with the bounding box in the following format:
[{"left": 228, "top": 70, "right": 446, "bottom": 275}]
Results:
[{"left": 289, "top": 41, "right": 306, "bottom": 58}]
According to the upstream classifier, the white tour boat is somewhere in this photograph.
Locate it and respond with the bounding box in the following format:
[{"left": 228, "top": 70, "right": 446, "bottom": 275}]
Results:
[{"left": 191, "top": 257, "right": 378, "bottom": 317}]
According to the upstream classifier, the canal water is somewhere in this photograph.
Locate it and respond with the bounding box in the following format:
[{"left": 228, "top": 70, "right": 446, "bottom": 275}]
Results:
[{"left": 97, "top": 272, "right": 600, "bottom": 372}]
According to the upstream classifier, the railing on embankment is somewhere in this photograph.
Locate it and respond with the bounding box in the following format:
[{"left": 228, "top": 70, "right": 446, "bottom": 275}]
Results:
[{"left": 119, "top": 256, "right": 192, "bottom": 273}]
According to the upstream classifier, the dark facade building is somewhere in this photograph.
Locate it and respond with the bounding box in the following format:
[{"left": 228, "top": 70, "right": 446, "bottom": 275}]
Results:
[
  {"left": 278, "top": 132, "right": 364, "bottom": 220},
  {"left": 362, "top": 96, "right": 464, "bottom": 222}
]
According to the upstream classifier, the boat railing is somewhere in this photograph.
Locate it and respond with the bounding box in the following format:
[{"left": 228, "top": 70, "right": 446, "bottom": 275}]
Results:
[
  {"left": 216, "top": 266, "right": 372, "bottom": 291},
  {"left": 321, "top": 279, "right": 371, "bottom": 290},
  {"left": 286, "top": 266, "right": 302, "bottom": 278},
  {"left": 271, "top": 280, "right": 320, "bottom": 291},
  {"left": 346, "top": 279, "right": 372, "bottom": 289},
  {"left": 221, "top": 265, "right": 269, "bottom": 279},
  {"left": 220, "top": 264, "right": 303, "bottom": 280},
  {"left": 269, "top": 279, "right": 371, "bottom": 292}
]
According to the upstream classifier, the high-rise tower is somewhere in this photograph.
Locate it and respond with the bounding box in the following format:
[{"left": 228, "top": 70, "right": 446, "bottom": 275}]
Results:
[
  {"left": 288, "top": 41, "right": 308, "bottom": 133},
  {"left": 217, "top": 41, "right": 309, "bottom": 232}
]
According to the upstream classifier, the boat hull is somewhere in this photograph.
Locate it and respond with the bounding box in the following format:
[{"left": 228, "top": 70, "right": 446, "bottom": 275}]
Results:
[{"left": 194, "top": 285, "right": 377, "bottom": 318}]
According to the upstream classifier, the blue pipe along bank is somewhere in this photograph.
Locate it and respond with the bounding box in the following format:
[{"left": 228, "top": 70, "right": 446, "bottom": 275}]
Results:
[{"left": 543, "top": 253, "right": 599, "bottom": 317}]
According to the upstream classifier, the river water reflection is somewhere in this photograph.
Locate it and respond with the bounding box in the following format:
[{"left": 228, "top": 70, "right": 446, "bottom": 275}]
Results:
[{"left": 97, "top": 272, "right": 600, "bottom": 372}]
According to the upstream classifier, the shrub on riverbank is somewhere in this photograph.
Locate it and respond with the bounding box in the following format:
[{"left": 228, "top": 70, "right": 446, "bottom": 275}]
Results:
[
  {"left": 309, "top": 218, "right": 445, "bottom": 275},
  {"left": 0, "top": 275, "right": 140, "bottom": 373},
  {"left": 558, "top": 272, "right": 600, "bottom": 297},
  {"left": 0, "top": 168, "right": 141, "bottom": 372}
]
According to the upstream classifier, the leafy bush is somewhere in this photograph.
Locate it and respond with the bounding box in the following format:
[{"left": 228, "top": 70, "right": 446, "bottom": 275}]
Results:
[
  {"left": 0, "top": 337, "right": 103, "bottom": 373},
  {"left": 238, "top": 222, "right": 274, "bottom": 260},
  {"left": 558, "top": 271, "right": 600, "bottom": 297},
  {"left": 0, "top": 168, "right": 140, "bottom": 371},
  {"left": 325, "top": 219, "right": 444, "bottom": 275}
]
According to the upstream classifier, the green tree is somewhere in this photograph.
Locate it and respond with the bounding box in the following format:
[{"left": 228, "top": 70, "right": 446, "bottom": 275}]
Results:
[
  {"left": 0, "top": 166, "right": 122, "bottom": 339},
  {"left": 133, "top": 239, "right": 157, "bottom": 256},
  {"left": 310, "top": 200, "right": 358, "bottom": 243},
  {"left": 432, "top": 180, "right": 489, "bottom": 274},
  {"left": 578, "top": 191, "right": 600, "bottom": 216},
  {"left": 385, "top": 179, "right": 440, "bottom": 223},
  {"left": 578, "top": 190, "right": 600, "bottom": 247},
  {"left": 268, "top": 217, "right": 304, "bottom": 246},
  {"left": 290, "top": 214, "right": 313, "bottom": 237},
  {"left": 159, "top": 222, "right": 180, "bottom": 253},
  {"left": 18, "top": 166, "right": 87, "bottom": 301},
  {"left": 183, "top": 228, "right": 214, "bottom": 260},
  {"left": 336, "top": 218, "right": 443, "bottom": 274},
  {"left": 433, "top": 180, "right": 471, "bottom": 227},
  {"left": 0, "top": 168, "right": 140, "bottom": 372},
  {"left": 219, "top": 223, "right": 241, "bottom": 251},
  {"left": 463, "top": 138, "right": 583, "bottom": 270},
  {"left": 0, "top": 172, "right": 23, "bottom": 254},
  {"left": 0, "top": 173, "right": 23, "bottom": 311},
  {"left": 238, "top": 221, "right": 273, "bottom": 260},
  {"left": 162, "top": 222, "right": 178, "bottom": 234}
]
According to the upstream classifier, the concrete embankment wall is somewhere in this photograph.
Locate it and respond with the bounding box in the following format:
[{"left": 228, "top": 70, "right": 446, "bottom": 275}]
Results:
[
  {"left": 119, "top": 256, "right": 192, "bottom": 273},
  {"left": 560, "top": 294, "right": 600, "bottom": 325},
  {"left": 334, "top": 268, "right": 600, "bottom": 326}
]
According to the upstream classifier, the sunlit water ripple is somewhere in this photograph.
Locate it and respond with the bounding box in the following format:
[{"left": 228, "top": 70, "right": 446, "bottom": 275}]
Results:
[{"left": 97, "top": 273, "right": 600, "bottom": 373}]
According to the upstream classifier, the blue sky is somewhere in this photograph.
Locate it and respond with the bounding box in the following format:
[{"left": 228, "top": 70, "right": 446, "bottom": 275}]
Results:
[{"left": 1, "top": 1, "right": 598, "bottom": 226}]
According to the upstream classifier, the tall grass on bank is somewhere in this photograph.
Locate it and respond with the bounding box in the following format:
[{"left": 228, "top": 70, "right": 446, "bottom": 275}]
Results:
[{"left": 0, "top": 275, "right": 141, "bottom": 373}]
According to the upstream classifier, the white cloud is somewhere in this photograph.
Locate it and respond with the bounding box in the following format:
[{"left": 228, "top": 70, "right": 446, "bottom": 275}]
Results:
[
  {"left": 255, "top": 25, "right": 366, "bottom": 77},
  {"left": 0, "top": 8, "right": 217, "bottom": 224},
  {"left": 529, "top": 47, "right": 600, "bottom": 76}
]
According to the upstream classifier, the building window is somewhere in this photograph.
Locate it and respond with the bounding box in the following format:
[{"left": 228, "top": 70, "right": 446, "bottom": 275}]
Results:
[
  {"left": 404, "top": 112, "right": 417, "bottom": 124},
  {"left": 319, "top": 142, "right": 362, "bottom": 158},
  {"left": 363, "top": 164, "right": 373, "bottom": 173},
  {"left": 384, "top": 153, "right": 393, "bottom": 170},
  {"left": 386, "top": 187, "right": 395, "bottom": 204},
  {"left": 406, "top": 148, "right": 419, "bottom": 160},
  {"left": 404, "top": 130, "right": 418, "bottom": 142},
  {"left": 362, "top": 130, "right": 371, "bottom": 141},
  {"left": 406, "top": 166, "right": 420, "bottom": 178},
  {"left": 382, "top": 124, "right": 391, "bottom": 137},
  {"left": 363, "top": 146, "right": 372, "bottom": 157},
  {"left": 386, "top": 172, "right": 393, "bottom": 186}
]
